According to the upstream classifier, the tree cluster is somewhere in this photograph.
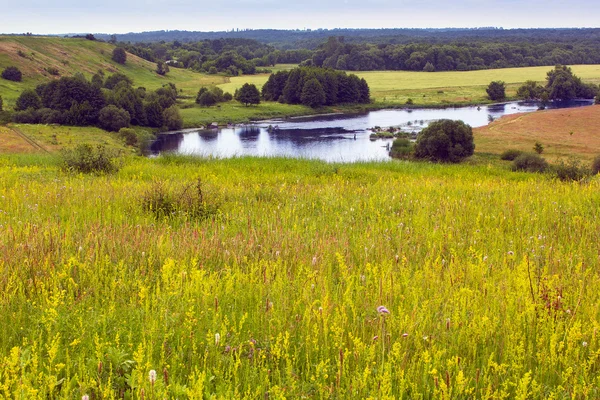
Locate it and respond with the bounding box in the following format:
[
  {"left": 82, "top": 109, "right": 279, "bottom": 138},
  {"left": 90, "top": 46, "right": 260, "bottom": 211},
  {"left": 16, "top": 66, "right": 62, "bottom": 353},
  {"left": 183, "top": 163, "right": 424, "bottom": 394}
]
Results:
[
  {"left": 262, "top": 67, "right": 370, "bottom": 107},
  {"left": 414, "top": 120, "right": 475, "bottom": 163},
  {"left": 309, "top": 36, "right": 600, "bottom": 72},
  {"left": 12, "top": 72, "right": 182, "bottom": 131},
  {"left": 516, "top": 65, "right": 599, "bottom": 101},
  {"left": 195, "top": 86, "right": 233, "bottom": 107}
]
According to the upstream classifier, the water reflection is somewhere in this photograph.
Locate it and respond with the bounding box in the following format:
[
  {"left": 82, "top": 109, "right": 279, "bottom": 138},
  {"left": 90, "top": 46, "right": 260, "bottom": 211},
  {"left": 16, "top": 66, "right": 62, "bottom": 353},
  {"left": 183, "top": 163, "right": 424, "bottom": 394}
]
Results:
[{"left": 151, "top": 100, "right": 594, "bottom": 162}]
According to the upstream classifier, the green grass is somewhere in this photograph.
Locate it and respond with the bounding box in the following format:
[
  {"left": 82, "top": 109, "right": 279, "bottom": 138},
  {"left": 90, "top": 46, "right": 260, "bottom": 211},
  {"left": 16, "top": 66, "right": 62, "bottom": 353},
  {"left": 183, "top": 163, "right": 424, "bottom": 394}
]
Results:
[{"left": 1, "top": 154, "right": 600, "bottom": 398}]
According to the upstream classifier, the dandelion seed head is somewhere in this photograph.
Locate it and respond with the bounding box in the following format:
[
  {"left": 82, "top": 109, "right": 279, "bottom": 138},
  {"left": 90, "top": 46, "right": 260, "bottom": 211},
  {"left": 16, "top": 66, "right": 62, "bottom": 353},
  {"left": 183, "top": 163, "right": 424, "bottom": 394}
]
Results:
[{"left": 149, "top": 369, "right": 157, "bottom": 384}]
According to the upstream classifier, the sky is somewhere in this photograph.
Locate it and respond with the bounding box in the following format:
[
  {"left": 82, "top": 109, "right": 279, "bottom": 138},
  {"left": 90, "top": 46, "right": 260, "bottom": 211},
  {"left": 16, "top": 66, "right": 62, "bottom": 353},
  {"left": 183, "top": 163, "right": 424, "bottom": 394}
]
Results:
[{"left": 2, "top": 0, "right": 599, "bottom": 34}]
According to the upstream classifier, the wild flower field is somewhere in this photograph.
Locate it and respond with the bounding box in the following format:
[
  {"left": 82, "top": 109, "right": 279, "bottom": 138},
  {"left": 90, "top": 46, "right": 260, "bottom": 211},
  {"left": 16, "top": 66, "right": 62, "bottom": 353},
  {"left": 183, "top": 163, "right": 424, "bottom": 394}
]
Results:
[{"left": 1, "top": 154, "right": 600, "bottom": 398}]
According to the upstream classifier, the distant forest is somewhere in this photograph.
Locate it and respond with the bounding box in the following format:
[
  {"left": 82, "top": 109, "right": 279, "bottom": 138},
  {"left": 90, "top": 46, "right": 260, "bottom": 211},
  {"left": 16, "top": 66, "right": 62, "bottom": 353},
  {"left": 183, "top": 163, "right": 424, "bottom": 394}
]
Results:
[{"left": 91, "top": 28, "right": 600, "bottom": 73}]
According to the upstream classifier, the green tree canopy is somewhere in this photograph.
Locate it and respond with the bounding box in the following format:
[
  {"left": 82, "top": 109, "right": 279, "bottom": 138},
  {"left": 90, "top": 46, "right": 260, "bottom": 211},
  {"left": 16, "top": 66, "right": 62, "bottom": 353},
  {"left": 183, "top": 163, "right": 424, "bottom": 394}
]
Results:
[
  {"left": 300, "top": 78, "right": 326, "bottom": 108},
  {"left": 112, "top": 47, "right": 127, "bottom": 65},
  {"left": 15, "top": 89, "right": 41, "bottom": 111},
  {"left": 236, "top": 83, "right": 261, "bottom": 106},
  {"left": 414, "top": 119, "right": 475, "bottom": 163},
  {"left": 2, "top": 66, "right": 22, "bottom": 82},
  {"left": 486, "top": 81, "right": 506, "bottom": 101},
  {"left": 98, "top": 105, "right": 130, "bottom": 132}
]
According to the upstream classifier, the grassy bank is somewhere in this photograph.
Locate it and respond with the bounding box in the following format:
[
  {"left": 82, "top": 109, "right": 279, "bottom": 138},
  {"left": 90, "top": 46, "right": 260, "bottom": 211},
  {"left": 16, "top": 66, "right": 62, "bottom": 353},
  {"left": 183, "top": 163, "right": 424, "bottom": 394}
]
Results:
[{"left": 1, "top": 154, "right": 600, "bottom": 398}]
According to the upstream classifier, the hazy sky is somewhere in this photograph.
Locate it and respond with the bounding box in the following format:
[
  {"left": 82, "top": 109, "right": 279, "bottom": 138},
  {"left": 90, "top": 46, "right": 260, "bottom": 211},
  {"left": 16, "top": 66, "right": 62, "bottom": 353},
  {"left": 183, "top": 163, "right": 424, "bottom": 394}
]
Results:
[{"left": 3, "top": 0, "right": 599, "bottom": 34}]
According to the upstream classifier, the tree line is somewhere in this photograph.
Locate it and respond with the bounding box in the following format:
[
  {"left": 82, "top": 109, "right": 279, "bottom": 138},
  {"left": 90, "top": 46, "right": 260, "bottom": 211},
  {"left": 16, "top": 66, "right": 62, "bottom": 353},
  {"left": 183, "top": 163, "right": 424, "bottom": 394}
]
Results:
[
  {"left": 12, "top": 72, "right": 183, "bottom": 131},
  {"left": 262, "top": 67, "right": 370, "bottom": 107}
]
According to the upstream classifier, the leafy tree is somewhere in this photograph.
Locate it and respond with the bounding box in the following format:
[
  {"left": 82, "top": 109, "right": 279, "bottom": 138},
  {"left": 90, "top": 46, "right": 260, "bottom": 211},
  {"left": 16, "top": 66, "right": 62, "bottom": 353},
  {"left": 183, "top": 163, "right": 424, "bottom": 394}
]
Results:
[
  {"left": 486, "top": 81, "right": 506, "bottom": 101},
  {"left": 414, "top": 119, "right": 475, "bottom": 163},
  {"left": 2, "top": 66, "right": 22, "bottom": 82},
  {"left": 517, "top": 80, "right": 544, "bottom": 100},
  {"left": 545, "top": 65, "right": 597, "bottom": 100},
  {"left": 197, "top": 91, "right": 217, "bottom": 107},
  {"left": 104, "top": 73, "right": 133, "bottom": 90},
  {"left": 15, "top": 89, "right": 41, "bottom": 111},
  {"left": 98, "top": 105, "right": 130, "bottom": 132},
  {"left": 423, "top": 62, "right": 435, "bottom": 72},
  {"left": 300, "top": 78, "right": 326, "bottom": 108},
  {"left": 112, "top": 47, "right": 127, "bottom": 65},
  {"left": 163, "top": 105, "right": 183, "bottom": 130},
  {"left": 156, "top": 61, "right": 169, "bottom": 76},
  {"left": 144, "top": 100, "right": 164, "bottom": 128},
  {"left": 236, "top": 83, "right": 261, "bottom": 106}
]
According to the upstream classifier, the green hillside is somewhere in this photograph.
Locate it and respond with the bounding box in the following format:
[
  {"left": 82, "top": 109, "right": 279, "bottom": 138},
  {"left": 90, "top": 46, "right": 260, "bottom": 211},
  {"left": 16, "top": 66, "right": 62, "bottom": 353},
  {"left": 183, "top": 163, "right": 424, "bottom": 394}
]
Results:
[{"left": 0, "top": 36, "right": 224, "bottom": 107}]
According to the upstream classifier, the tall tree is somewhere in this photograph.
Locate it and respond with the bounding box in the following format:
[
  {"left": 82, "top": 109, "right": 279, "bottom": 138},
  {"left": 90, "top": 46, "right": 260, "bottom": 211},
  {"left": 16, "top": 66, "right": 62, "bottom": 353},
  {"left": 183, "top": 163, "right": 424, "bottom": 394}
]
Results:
[
  {"left": 236, "top": 83, "right": 261, "bottom": 106},
  {"left": 112, "top": 47, "right": 127, "bottom": 65}
]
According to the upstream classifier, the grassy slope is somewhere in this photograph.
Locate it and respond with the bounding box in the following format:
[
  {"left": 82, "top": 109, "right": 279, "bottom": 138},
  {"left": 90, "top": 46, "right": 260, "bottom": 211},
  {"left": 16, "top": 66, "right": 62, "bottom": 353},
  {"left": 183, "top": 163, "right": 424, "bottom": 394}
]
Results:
[
  {"left": 0, "top": 36, "right": 224, "bottom": 107},
  {"left": 475, "top": 104, "right": 600, "bottom": 161},
  {"left": 1, "top": 154, "right": 600, "bottom": 398}
]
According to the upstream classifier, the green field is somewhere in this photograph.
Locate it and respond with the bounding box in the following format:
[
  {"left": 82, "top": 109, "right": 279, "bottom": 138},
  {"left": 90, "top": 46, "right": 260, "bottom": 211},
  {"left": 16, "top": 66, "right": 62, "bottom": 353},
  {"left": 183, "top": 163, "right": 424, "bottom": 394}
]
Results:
[{"left": 1, "top": 154, "right": 600, "bottom": 398}]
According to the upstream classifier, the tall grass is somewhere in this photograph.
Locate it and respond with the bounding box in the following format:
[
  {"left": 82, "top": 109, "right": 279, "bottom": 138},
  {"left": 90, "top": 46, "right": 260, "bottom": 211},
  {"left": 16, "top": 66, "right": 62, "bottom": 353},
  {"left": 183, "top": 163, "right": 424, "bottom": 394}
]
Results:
[{"left": 1, "top": 155, "right": 600, "bottom": 398}]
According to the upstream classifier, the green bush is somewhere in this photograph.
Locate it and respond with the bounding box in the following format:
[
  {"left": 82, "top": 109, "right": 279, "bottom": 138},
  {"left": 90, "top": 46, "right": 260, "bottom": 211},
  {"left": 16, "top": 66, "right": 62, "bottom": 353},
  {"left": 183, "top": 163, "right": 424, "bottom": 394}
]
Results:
[
  {"left": 390, "top": 138, "right": 414, "bottom": 159},
  {"left": 511, "top": 153, "right": 548, "bottom": 173},
  {"left": 591, "top": 155, "right": 600, "bottom": 175},
  {"left": 414, "top": 119, "right": 474, "bottom": 163},
  {"left": 118, "top": 128, "right": 138, "bottom": 146},
  {"left": 61, "top": 144, "right": 121, "bottom": 174},
  {"left": 98, "top": 105, "right": 130, "bottom": 132},
  {"left": 2, "top": 66, "right": 22, "bottom": 82},
  {"left": 553, "top": 158, "right": 590, "bottom": 182},
  {"left": 500, "top": 149, "right": 523, "bottom": 161}
]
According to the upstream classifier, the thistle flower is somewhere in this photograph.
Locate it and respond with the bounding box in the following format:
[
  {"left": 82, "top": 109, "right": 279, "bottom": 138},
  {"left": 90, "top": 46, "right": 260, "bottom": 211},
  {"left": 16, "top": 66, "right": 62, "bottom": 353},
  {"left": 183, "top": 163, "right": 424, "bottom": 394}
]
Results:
[
  {"left": 377, "top": 305, "right": 390, "bottom": 315},
  {"left": 149, "top": 369, "right": 157, "bottom": 385}
]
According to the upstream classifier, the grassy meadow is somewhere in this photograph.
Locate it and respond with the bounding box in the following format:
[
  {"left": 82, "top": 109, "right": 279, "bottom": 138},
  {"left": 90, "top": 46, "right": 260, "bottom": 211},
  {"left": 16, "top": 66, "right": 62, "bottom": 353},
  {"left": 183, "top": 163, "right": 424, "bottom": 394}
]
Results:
[{"left": 1, "top": 154, "right": 600, "bottom": 398}]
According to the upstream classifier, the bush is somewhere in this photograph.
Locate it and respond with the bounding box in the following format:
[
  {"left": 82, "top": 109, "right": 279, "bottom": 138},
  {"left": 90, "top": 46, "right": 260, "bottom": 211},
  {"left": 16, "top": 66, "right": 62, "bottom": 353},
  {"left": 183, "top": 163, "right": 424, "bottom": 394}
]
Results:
[
  {"left": 533, "top": 142, "right": 544, "bottom": 154},
  {"left": 414, "top": 119, "right": 474, "bottom": 163},
  {"left": 142, "top": 178, "right": 220, "bottom": 221},
  {"left": 118, "top": 127, "right": 138, "bottom": 146},
  {"left": 98, "top": 105, "right": 130, "bottom": 132},
  {"left": 511, "top": 153, "right": 548, "bottom": 173},
  {"left": 61, "top": 144, "right": 121, "bottom": 174},
  {"left": 197, "top": 91, "right": 217, "bottom": 107},
  {"left": 112, "top": 47, "right": 127, "bottom": 65},
  {"left": 553, "top": 158, "right": 590, "bottom": 182},
  {"left": 15, "top": 89, "right": 41, "bottom": 111},
  {"left": 390, "top": 138, "right": 414, "bottom": 159},
  {"left": 2, "top": 66, "right": 22, "bottom": 82},
  {"left": 500, "top": 149, "right": 523, "bottom": 161},
  {"left": 591, "top": 155, "right": 600, "bottom": 175},
  {"left": 486, "top": 81, "right": 506, "bottom": 101},
  {"left": 45, "top": 67, "right": 60, "bottom": 76},
  {"left": 163, "top": 105, "right": 183, "bottom": 131},
  {"left": 223, "top": 92, "right": 233, "bottom": 101}
]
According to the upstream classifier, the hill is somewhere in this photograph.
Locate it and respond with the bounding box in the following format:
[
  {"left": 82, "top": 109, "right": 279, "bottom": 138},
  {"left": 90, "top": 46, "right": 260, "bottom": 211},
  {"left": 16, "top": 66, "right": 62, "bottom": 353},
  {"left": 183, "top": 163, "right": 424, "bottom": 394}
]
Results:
[
  {"left": 0, "top": 36, "right": 223, "bottom": 107},
  {"left": 475, "top": 105, "right": 600, "bottom": 161}
]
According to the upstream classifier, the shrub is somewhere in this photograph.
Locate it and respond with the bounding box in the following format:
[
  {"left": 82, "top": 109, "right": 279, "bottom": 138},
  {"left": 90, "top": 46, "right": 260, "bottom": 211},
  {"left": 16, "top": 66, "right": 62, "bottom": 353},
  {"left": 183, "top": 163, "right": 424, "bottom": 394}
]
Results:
[
  {"left": 486, "top": 81, "right": 506, "bottom": 101},
  {"left": 414, "top": 119, "right": 474, "bottom": 163},
  {"left": 511, "top": 153, "right": 548, "bottom": 173},
  {"left": 197, "top": 91, "right": 217, "bottom": 107},
  {"left": 591, "top": 155, "right": 600, "bottom": 175},
  {"left": 118, "top": 127, "right": 138, "bottom": 146},
  {"left": 45, "top": 67, "right": 60, "bottom": 76},
  {"left": 390, "top": 138, "right": 414, "bottom": 159},
  {"left": 2, "top": 66, "right": 22, "bottom": 82},
  {"left": 98, "top": 105, "right": 130, "bottom": 132},
  {"left": 534, "top": 142, "right": 544, "bottom": 154},
  {"left": 553, "top": 158, "right": 590, "bottom": 182},
  {"left": 61, "top": 144, "right": 121, "bottom": 174},
  {"left": 223, "top": 92, "right": 233, "bottom": 101},
  {"left": 163, "top": 105, "right": 183, "bottom": 131},
  {"left": 112, "top": 47, "right": 127, "bottom": 65},
  {"left": 15, "top": 89, "right": 41, "bottom": 111},
  {"left": 500, "top": 149, "right": 523, "bottom": 161},
  {"left": 142, "top": 178, "right": 220, "bottom": 221}
]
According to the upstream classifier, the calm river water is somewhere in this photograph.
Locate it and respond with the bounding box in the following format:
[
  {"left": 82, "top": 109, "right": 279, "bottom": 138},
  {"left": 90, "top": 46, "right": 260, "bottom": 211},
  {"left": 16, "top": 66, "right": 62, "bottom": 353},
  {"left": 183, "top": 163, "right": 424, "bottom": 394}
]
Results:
[{"left": 151, "top": 100, "right": 593, "bottom": 162}]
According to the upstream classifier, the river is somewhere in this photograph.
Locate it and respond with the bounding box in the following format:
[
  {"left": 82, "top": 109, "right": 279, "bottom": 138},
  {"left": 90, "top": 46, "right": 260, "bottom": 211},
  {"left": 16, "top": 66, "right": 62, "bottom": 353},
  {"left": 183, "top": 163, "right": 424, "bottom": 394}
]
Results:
[{"left": 150, "top": 100, "right": 594, "bottom": 162}]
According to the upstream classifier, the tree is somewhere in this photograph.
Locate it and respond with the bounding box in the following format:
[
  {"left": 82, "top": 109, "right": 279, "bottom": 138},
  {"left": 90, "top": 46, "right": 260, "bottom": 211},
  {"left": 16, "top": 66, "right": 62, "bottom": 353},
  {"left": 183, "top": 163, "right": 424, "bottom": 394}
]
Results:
[
  {"left": 2, "top": 66, "right": 22, "bottom": 82},
  {"left": 300, "top": 78, "right": 326, "bottom": 108},
  {"left": 197, "top": 91, "right": 217, "bottom": 107},
  {"left": 236, "top": 83, "right": 261, "bottom": 106},
  {"left": 144, "top": 100, "right": 164, "bottom": 128},
  {"left": 156, "top": 61, "right": 169, "bottom": 76},
  {"left": 15, "top": 89, "right": 41, "bottom": 111},
  {"left": 98, "top": 105, "right": 130, "bottom": 131},
  {"left": 486, "top": 81, "right": 506, "bottom": 101},
  {"left": 517, "top": 80, "right": 544, "bottom": 100},
  {"left": 104, "top": 73, "right": 133, "bottom": 90},
  {"left": 414, "top": 119, "right": 475, "bottom": 163},
  {"left": 423, "top": 62, "right": 436, "bottom": 72},
  {"left": 163, "top": 105, "right": 183, "bottom": 131},
  {"left": 545, "top": 64, "right": 597, "bottom": 100},
  {"left": 112, "top": 47, "right": 127, "bottom": 65}
]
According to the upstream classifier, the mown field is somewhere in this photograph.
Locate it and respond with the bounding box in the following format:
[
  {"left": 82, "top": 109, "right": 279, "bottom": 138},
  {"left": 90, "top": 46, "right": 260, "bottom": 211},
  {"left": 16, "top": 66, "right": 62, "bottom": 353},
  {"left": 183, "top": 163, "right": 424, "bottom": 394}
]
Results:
[
  {"left": 475, "top": 105, "right": 600, "bottom": 162},
  {"left": 1, "top": 154, "right": 600, "bottom": 398}
]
